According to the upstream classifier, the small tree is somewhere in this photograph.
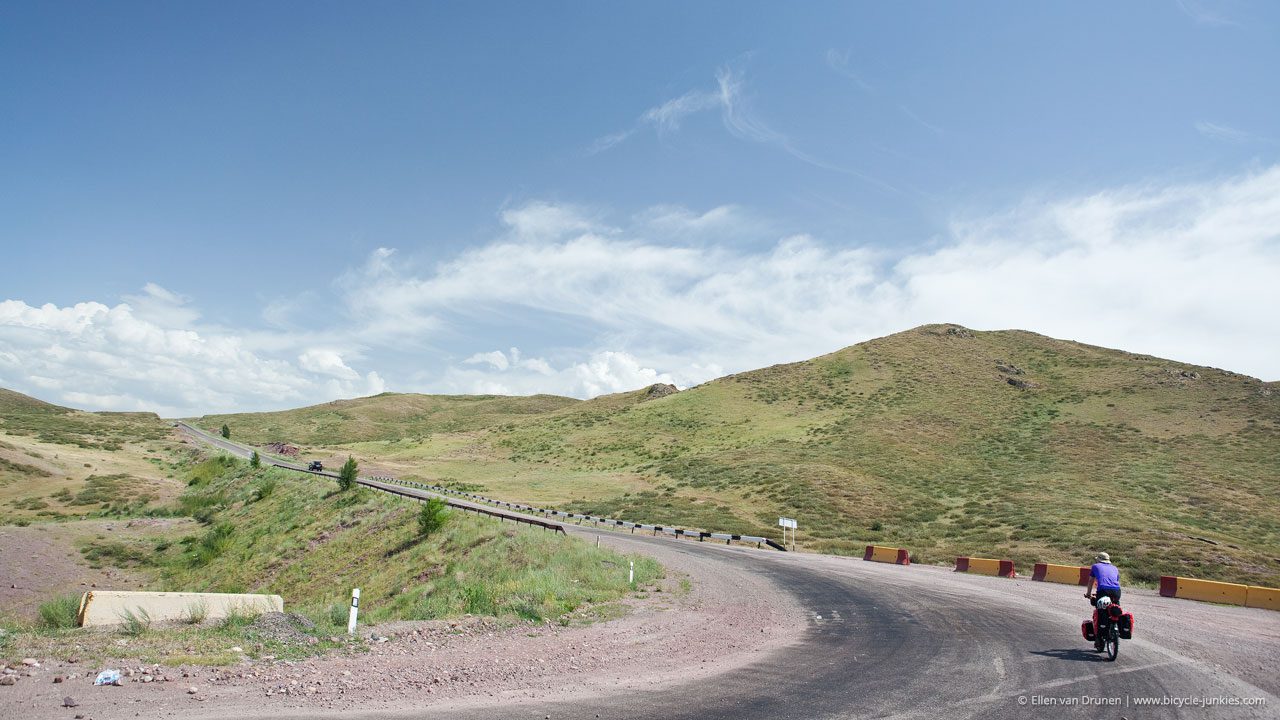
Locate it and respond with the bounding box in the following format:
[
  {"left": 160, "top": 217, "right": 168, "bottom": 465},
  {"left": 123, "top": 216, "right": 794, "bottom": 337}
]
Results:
[
  {"left": 338, "top": 455, "right": 358, "bottom": 492},
  {"left": 249, "top": 451, "right": 261, "bottom": 469},
  {"left": 220, "top": 424, "right": 230, "bottom": 439},
  {"left": 417, "top": 497, "right": 450, "bottom": 537}
]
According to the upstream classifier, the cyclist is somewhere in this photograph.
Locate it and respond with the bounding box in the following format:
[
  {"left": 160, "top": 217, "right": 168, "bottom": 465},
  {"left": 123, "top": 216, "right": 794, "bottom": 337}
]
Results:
[{"left": 1084, "top": 551, "right": 1121, "bottom": 606}]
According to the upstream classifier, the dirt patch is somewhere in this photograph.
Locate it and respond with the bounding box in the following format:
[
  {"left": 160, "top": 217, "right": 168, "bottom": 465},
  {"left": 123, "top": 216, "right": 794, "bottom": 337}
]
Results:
[{"left": 0, "top": 522, "right": 150, "bottom": 619}]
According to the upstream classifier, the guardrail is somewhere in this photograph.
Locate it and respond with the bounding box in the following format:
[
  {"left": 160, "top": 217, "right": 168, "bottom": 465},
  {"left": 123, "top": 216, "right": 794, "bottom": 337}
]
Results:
[
  {"left": 380, "top": 477, "right": 775, "bottom": 550},
  {"left": 361, "top": 478, "right": 565, "bottom": 535},
  {"left": 178, "top": 422, "right": 779, "bottom": 551}
]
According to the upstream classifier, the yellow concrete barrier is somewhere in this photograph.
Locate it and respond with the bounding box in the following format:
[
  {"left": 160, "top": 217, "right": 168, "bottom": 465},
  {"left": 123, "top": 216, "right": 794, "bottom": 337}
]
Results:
[
  {"left": 1032, "top": 562, "right": 1089, "bottom": 585},
  {"left": 1173, "top": 578, "right": 1248, "bottom": 606},
  {"left": 1246, "top": 585, "right": 1280, "bottom": 611},
  {"left": 77, "top": 591, "right": 283, "bottom": 628},
  {"left": 863, "top": 545, "right": 910, "bottom": 565},
  {"left": 956, "top": 556, "right": 1016, "bottom": 577}
]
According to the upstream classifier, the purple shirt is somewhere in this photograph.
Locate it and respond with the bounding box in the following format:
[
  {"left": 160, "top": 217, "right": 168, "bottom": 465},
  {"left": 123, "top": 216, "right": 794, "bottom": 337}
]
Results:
[{"left": 1091, "top": 562, "right": 1121, "bottom": 590}]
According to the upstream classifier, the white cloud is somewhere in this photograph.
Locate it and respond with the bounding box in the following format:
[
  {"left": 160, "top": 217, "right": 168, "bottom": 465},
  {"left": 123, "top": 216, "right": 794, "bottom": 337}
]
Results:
[
  {"left": 464, "top": 350, "right": 510, "bottom": 371},
  {"left": 5, "top": 166, "right": 1279, "bottom": 416},
  {"left": 440, "top": 348, "right": 677, "bottom": 398},
  {"left": 363, "top": 166, "right": 1280, "bottom": 387},
  {"left": 298, "top": 349, "right": 360, "bottom": 380},
  {"left": 0, "top": 297, "right": 386, "bottom": 416}
]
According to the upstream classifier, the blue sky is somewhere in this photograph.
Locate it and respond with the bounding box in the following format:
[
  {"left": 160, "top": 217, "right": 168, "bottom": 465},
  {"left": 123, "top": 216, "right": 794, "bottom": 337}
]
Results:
[{"left": 2, "top": 1, "right": 1278, "bottom": 415}]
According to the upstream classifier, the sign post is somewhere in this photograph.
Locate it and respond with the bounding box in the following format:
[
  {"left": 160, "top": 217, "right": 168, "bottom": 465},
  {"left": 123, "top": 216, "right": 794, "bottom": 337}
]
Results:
[
  {"left": 347, "top": 588, "right": 360, "bottom": 635},
  {"left": 778, "top": 517, "right": 798, "bottom": 551}
]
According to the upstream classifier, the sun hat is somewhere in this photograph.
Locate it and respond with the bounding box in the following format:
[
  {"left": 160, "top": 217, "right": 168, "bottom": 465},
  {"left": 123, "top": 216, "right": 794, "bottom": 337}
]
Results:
[{"left": 1096, "top": 552, "right": 1111, "bottom": 563}]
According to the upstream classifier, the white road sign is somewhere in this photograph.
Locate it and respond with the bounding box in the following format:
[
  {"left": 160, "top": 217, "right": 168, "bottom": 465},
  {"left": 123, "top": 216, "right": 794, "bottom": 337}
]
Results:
[{"left": 778, "top": 517, "right": 797, "bottom": 529}]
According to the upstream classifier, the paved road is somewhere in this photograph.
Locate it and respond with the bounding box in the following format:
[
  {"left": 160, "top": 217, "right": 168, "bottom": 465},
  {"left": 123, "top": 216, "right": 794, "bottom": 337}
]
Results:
[{"left": 177, "top": 423, "right": 1279, "bottom": 720}]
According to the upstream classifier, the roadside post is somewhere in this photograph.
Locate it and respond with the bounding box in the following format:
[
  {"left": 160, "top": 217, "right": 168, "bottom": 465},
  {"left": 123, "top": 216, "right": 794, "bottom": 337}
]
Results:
[
  {"left": 778, "top": 517, "right": 798, "bottom": 551},
  {"left": 347, "top": 588, "right": 360, "bottom": 634},
  {"left": 629, "top": 560, "right": 634, "bottom": 585}
]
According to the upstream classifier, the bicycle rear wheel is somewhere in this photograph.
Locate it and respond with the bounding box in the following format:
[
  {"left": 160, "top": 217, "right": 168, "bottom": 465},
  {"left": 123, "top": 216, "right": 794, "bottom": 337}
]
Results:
[{"left": 1105, "top": 625, "right": 1119, "bottom": 661}]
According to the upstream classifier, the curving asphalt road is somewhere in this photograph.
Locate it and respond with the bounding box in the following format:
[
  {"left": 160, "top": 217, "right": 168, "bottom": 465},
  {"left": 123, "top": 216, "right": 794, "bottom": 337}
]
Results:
[{"left": 177, "top": 423, "right": 1280, "bottom": 720}]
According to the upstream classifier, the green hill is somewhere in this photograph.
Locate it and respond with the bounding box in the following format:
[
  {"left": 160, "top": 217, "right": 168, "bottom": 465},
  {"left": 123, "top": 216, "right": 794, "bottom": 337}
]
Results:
[
  {"left": 198, "top": 392, "right": 579, "bottom": 445},
  {"left": 212, "top": 325, "right": 1280, "bottom": 587},
  {"left": 0, "top": 389, "right": 180, "bottom": 524}
]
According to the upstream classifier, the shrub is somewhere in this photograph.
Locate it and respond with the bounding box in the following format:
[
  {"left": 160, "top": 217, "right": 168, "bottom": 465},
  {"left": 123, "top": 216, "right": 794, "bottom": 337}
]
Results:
[
  {"left": 250, "top": 451, "right": 260, "bottom": 469},
  {"left": 417, "top": 497, "right": 450, "bottom": 537},
  {"left": 190, "top": 522, "right": 235, "bottom": 567},
  {"left": 250, "top": 477, "right": 277, "bottom": 503},
  {"left": 338, "top": 456, "right": 358, "bottom": 492},
  {"left": 37, "top": 594, "right": 81, "bottom": 629},
  {"left": 119, "top": 607, "right": 151, "bottom": 636},
  {"left": 220, "top": 424, "right": 230, "bottom": 439},
  {"left": 181, "top": 600, "right": 208, "bottom": 625}
]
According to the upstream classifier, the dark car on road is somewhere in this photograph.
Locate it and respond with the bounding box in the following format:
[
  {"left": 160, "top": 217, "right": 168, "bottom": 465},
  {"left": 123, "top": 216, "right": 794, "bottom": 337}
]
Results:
[{"left": 307, "top": 460, "right": 323, "bottom": 472}]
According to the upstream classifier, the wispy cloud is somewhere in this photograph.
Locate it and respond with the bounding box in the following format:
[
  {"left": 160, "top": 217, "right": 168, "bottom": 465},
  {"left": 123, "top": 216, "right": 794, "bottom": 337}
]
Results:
[
  {"left": 588, "top": 88, "right": 719, "bottom": 155},
  {"left": 825, "top": 48, "right": 874, "bottom": 92},
  {"left": 589, "top": 62, "right": 898, "bottom": 191},
  {"left": 899, "top": 105, "right": 944, "bottom": 135},
  {"left": 1175, "top": 0, "right": 1241, "bottom": 27},
  {"left": 1194, "top": 120, "right": 1270, "bottom": 144}
]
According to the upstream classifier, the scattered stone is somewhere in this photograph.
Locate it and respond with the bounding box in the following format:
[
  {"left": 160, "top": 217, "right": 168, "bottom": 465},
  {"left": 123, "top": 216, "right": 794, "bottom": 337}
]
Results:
[
  {"left": 21, "top": 658, "right": 39, "bottom": 667},
  {"left": 63, "top": 696, "right": 78, "bottom": 707},
  {"left": 187, "top": 686, "right": 199, "bottom": 694},
  {"left": 0, "top": 675, "right": 16, "bottom": 686},
  {"left": 53, "top": 676, "right": 64, "bottom": 684},
  {"left": 140, "top": 675, "right": 154, "bottom": 683},
  {"left": 641, "top": 383, "right": 678, "bottom": 401},
  {"left": 230, "top": 647, "right": 243, "bottom": 653},
  {"left": 1007, "top": 377, "right": 1037, "bottom": 390},
  {"left": 249, "top": 612, "right": 316, "bottom": 645}
]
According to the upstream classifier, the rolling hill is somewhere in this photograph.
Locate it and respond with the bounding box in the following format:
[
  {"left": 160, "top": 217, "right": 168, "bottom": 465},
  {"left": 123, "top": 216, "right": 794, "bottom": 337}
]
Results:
[
  {"left": 0, "top": 388, "right": 181, "bottom": 524},
  {"left": 189, "top": 324, "right": 1279, "bottom": 587}
]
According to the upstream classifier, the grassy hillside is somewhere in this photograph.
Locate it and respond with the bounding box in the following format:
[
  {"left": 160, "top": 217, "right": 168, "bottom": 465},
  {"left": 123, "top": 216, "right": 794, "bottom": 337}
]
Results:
[
  {"left": 198, "top": 392, "right": 579, "bottom": 445},
  {"left": 0, "top": 389, "right": 183, "bottom": 523},
  {"left": 134, "top": 456, "right": 661, "bottom": 621},
  {"left": 221, "top": 325, "right": 1280, "bottom": 587},
  {"left": 4, "top": 455, "right": 661, "bottom": 665}
]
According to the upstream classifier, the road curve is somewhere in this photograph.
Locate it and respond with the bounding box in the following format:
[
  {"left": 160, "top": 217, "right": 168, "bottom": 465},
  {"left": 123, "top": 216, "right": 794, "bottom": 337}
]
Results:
[{"left": 177, "top": 423, "right": 1280, "bottom": 720}]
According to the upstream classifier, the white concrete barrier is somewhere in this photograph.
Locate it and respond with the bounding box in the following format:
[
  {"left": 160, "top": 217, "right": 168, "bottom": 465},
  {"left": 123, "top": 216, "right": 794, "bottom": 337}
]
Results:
[{"left": 77, "top": 591, "right": 283, "bottom": 628}]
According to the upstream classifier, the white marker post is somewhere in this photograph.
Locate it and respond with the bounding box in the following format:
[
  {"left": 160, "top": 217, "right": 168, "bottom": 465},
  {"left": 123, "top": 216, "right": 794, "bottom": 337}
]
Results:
[
  {"left": 778, "top": 517, "right": 798, "bottom": 551},
  {"left": 347, "top": 588, "right": 360, "bottom": 635},
  {"left": 629, "top": 560, "right": 634, "bottom": 585}
]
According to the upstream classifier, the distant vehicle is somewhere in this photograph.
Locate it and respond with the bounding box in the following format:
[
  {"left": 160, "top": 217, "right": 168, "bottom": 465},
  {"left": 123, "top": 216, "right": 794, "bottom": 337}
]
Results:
[{"left": 307, "top": 460, "right": 324, "bottom": 472}]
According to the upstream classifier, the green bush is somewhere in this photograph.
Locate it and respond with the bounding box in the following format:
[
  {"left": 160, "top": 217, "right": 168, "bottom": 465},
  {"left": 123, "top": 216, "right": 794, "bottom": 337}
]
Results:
[
  {"left": 220, "top": 424, "right": 230, "bottom": 439},
  {"left": 37, "top": 594, "right": 81, "bottom": 629},
  {"left": 250, "top": 451, "right": 260, "bottom": 469},
  {"left": 417, "top": 497, "right": 450, "bottom": 537},
  {"left": 190, "top": 522, "right": 235, "bottom": 567},
  {"left": 338, "top": 456, "right": 358, "bottom": 492},
  {"left": 250, "top": 477, "right": 277, "bottom": 503},
  {"left": 119, "top": 607, "right": 151, "bottom": 636}
]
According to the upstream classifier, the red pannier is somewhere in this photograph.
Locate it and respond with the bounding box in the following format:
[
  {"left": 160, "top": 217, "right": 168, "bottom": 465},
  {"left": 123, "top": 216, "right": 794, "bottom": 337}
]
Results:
[
  {"left": 1118, "top": 612, "right": 1134, "bottom": 639},
  {"left": 1081, "top": 620, "right": 1095, "bottom": 641}
]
